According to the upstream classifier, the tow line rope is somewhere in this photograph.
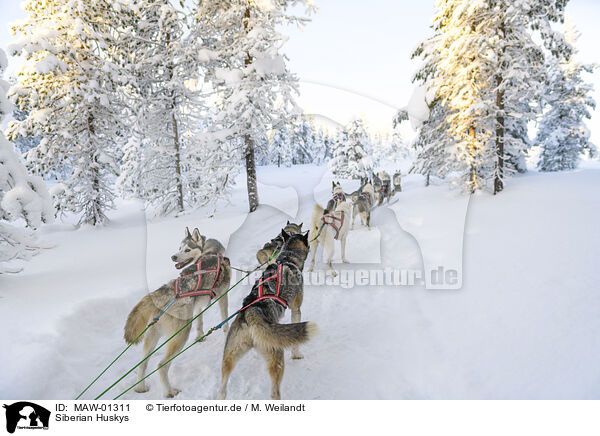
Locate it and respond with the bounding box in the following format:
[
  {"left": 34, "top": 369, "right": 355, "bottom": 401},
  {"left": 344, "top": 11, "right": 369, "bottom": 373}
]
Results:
[{"left": 75, "top": 249, "right": 280, "bottom": 401}]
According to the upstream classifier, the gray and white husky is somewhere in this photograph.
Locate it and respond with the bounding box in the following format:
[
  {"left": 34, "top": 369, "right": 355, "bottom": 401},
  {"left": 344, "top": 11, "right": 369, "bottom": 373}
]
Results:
[
  {"left": 393, "top": 171, "right": 402, "bottom": 194},
  {"left": 376, "top": 171, "right": 392, "bottom": 205},
  {"left": 124, "top": 228, "right": 231, "bottom": 397},
  {"left": 352, "top": 178, "right": 375, "bottom": 228},
  {"left": 217, "top": 231, "right": 317, "bottom": 400}
]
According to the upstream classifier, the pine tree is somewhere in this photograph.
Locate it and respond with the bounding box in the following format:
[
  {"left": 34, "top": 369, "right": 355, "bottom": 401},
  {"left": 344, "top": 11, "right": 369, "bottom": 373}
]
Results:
[
  {"left": 0, "top": 48, "right": 54, "bottom": 273},
  {"left": 269, "top": 124, "right": 294, "bottom": 167},
  {"left": 7, "top": 0, "right": 127, "bottom": 225},
  {"left": 11, "top": 105, "right": 41, "bottom": 154},
  {"left": 329, "top": 119, "right": 373, "bottom": 179},
  {"left": 413, "top": 0, "right": 570, "bottom": 193},
  {"left": 194, "top": 0, "right": 311, "bottom": 212},
  {"left": 536, "top": 22, "right": 596, "bottom": 171},
  {"left": 116, "top": 0, "right": 218, "bottom": 216}
]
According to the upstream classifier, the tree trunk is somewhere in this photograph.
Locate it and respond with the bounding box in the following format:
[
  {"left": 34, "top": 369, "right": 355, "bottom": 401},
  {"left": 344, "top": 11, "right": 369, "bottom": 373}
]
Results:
[
  {"left": 469, "top": 126, "right": 477, "bottom": 194},
  {"left": 494, "top": 21, "right": 506, "bottom": 195},
  {"left": 172, "top": 109, "right": 185, "bottom": 212},
  {"left": 243, "top": 7, "right": 259, "bottom": 213},
  {"left": 166, "top": 32, "right": 185, "bottom": 213},
  {"left": 245, "top": 134, "right": 259, "bottom": 212}
]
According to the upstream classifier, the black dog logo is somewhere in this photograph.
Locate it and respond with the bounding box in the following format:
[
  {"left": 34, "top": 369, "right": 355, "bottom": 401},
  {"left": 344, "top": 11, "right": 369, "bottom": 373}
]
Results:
[{"left": 3, "top": 402, "right": 50, "bottom": 434}]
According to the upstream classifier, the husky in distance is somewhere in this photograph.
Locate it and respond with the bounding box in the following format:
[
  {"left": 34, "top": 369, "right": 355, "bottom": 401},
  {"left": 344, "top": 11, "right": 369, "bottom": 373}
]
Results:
[
  {"left": 217, "top": 230, "right": 317, "bottom": 400},
  {"left": 325, "top": 181, "right": 348, "bottom": 213},
  {"left": 308, "top": 199, "right": 352, "bottom": 276},
  {"left": 393, "top": 171, "right": 402, "bottom": 194},
  {"left": 375, "top": 171, "right": 392, "bottom": 205},
  {"left": 123, "top": 228, "right": 231, "bottom": 398},
  {"left": 351, "top": 177, "right": 375, "bottom": 229},
  {"left": 256, "top": 221, "right": 303, "bottom": 266}
]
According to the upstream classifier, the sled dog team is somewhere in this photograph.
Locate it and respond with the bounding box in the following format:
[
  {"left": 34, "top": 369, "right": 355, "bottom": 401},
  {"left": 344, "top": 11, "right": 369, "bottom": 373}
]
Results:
[{"left": 124, "top": 170, "right": 401, "bottom": 399}]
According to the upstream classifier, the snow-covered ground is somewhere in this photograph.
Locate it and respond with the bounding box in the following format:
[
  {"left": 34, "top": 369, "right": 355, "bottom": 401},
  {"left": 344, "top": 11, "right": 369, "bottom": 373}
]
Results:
[{"left": 1, "top": 163, "right": 599, "bottom": 400}]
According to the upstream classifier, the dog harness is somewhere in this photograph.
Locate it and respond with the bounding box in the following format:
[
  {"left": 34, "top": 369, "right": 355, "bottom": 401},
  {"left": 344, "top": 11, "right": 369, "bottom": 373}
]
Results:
[
  {"left": 174, "top": 254, "right": 223, "bottom": 299},
  {"left": 360, "top": 191, "right": 372, "bottom": 207},
  {"left": 239, "top": 261, "right": 303, "bottom": 312},
  {"left": 321, "top": 211, "right": 345, "bottom": 240},
  {"left": 332, "top": 192, "right": 346, "bottom": 203}
]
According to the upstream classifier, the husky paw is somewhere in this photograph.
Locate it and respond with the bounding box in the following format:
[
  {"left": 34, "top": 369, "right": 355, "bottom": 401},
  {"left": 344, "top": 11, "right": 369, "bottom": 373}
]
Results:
[
  {"left": 342, "top": 258, "right": 349, "bottom": 263},
  {"left": 217, "top": 390, "right": 226, "bottom": 400},
  {"left": 166, "top": 388, "right": 181, "bottom": 398},
  {"left": 134, "top": 385, "right": 149, "bottom": 394},
  {"left": 291, "top": 352, "right": 304, "bottom": 360}
]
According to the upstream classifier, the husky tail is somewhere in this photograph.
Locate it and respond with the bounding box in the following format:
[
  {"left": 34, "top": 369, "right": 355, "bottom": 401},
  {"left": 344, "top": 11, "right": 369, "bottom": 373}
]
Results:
[
  {"left": 124, "top": 295, "right": 157, "bottom": 344},
  {"left": 245, "top": 307, "right": 318, "bottom": 350}
]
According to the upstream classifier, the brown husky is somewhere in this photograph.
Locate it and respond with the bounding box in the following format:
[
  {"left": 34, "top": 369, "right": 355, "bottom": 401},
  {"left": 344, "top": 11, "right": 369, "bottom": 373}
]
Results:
[
  {"left": 218, "top": 231, "right": 317, "bottom": 400},
  {"left": 124, "top": 228, "right": 231, "bottom": 398}
]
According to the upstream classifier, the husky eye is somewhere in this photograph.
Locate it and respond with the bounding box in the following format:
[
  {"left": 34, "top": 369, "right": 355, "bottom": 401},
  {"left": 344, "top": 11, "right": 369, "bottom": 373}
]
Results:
[{"left": 185, "top": 248, "right": 191, "bottom": 252}]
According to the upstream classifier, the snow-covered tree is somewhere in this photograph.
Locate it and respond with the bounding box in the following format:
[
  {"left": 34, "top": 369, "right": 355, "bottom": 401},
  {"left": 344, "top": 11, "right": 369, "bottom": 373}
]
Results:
[
  {"left": 0, "top": 48, "right": 54, "bottom": 273},
  {"left": 329, "top": 119, "right": 373, "bottom": 179},
  {"left": 536, "top": 22, "right": 596, "bottom": 172},
  {"left": 115, "top": 0, "right": 226, "bottom": 216},
  {"left": 413, "top": 0, "right": 570, "bottom": 193},
  {"left": 269, "top": 124, "right": 294, "bottom": 167},
  {"left": 194, "top": 0, "right": 311, "bottom": 212},
  {"left": 11, "top": 105, "right": 41, "bottom": 154},
  {"left": 7, "top": 0, "right": 127, "bottom": 225}
]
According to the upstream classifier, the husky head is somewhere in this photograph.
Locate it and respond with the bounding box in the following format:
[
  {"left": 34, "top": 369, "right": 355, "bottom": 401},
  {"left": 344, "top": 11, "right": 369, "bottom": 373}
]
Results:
[
  {"left": 281, "top": 229, "right": 311, "bottom": 261},
  {"left": 171, "top": 227, "right": 205, "bottom": 269},
  {"left": 283, "top": 220, "right": 303, "bottom": 235},
  {"left": 372, "top": 172, "right": 382, "bottom": 188},
  {"left": 331, "top": 181, "right": 344, "bottom": 195}
]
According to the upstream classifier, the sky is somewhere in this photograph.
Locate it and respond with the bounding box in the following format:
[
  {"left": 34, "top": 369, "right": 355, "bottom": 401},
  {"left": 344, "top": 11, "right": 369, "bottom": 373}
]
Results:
[{"left": 1, "top": 0, "right": 599, "bottom": 144}]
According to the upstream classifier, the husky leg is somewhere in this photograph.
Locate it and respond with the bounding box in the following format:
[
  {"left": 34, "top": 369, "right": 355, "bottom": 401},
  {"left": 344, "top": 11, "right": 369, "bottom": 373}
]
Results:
[
  {"left": 158, "top": 323, "right": 191, "bottom": 398},
  {"left": 193, "top": 296, "right": 210, "bottom": 341},
  {"left": 260, "top": 348, "right": 285, "bottom": 400},
  {"left": 341, "top": 234, "right": 349, "bottom": 263},
  {"left": 360, "top": 211, "right": 366, "bottom": 227},
  {"left": 308, "top": 237, "right": 319, "bottom": 272},
  {"left": 135, "top": 327, "right": 160, "bottom": 393},
  {"left": 290, "top": 293, "right": 304, "bottom": 360},
  {"left": 218, "top": 321, "right": 252, "bottom": 400},
  {"left": 324, "top": 237, "right": 336, "bottom": 277},
  {"left": 218, "top": 293, "right": 229, "bottom": 334}
]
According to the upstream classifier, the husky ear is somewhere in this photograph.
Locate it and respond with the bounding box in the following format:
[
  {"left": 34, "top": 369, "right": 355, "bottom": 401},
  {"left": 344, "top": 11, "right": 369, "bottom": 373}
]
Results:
[
  {"left": 192, "top": 228, "right": 201, "bottom": 242},
  {"left": 281, "top": 229, "right": 290, "bottom": 242},
  {"left": 332, "top": 181, "right": 335, "bottom": 188},
  {"left": 299, "top": 222, "right": 303, "bottom": 229},
  {"left": 287, "top": 220, "right": 290, "bottom": 225},
  {"left": 302, "top": 231, "right": 310, "bottom": 245},
  {"left": 185, "top": 227, "right": 192, "bottom": 238}
]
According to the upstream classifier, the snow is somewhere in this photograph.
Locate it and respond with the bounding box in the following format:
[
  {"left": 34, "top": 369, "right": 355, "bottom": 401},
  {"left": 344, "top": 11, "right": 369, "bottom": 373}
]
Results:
[
  {"left": 1, "top": 164, "right": 599, "bottom": 399},
  {"left": 35, "top": 54, "right": 59, "bottom": 74},
  {"left": 406, "top": 85, "right": 433, "bottom": 130}
]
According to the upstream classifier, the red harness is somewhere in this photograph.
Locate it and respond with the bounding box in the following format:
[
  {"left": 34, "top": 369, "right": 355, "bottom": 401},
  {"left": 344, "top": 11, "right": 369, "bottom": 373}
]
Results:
[
  {"left": 240, "top": 263, "right": 289, "bottom": 311},
  {"left": 360, "top": 191, "right": 372, "bottom": 207},
  {"left": 332, "top": 192, "right": 346, "bottom": 203},
  {"left": 174, "top": 255, "right": 222, "bottom": 299},
  {"left": 321, "top": 211, "right": 345, "bottom": 239}
]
